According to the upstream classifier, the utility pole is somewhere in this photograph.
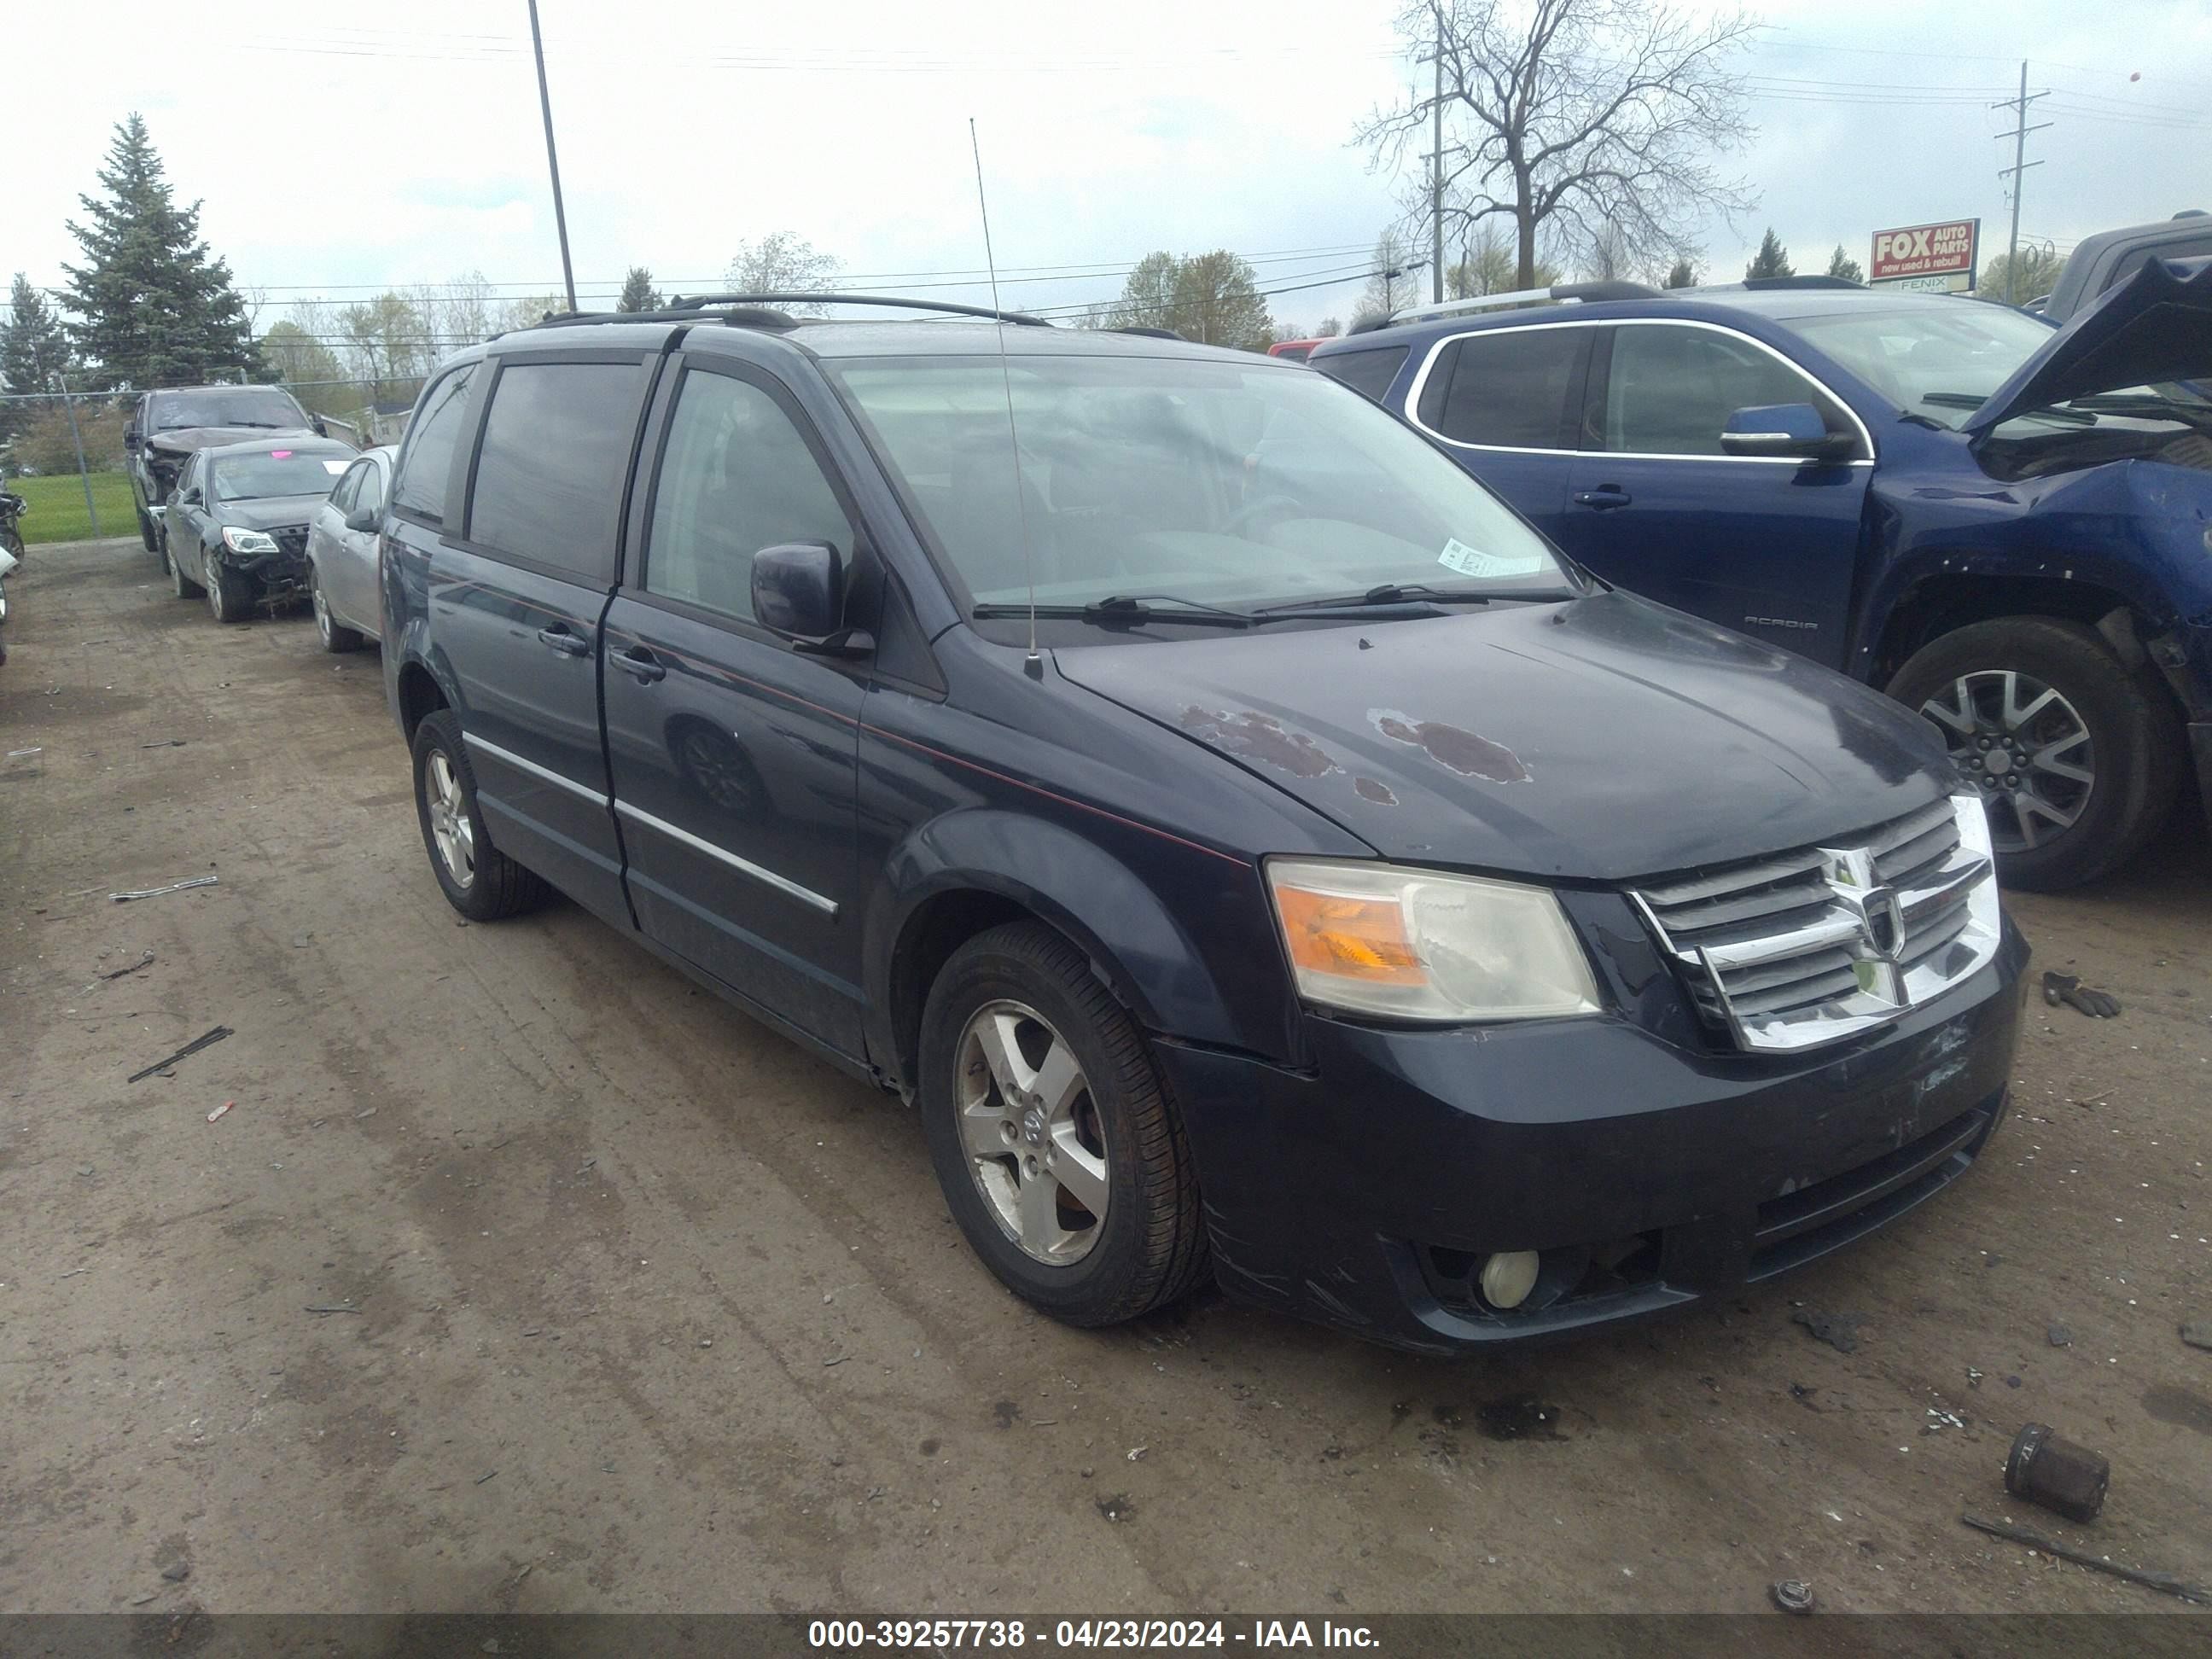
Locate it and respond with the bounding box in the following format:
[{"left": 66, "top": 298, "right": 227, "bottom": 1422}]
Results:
[
  {"left": 1417, "top": 13, "right": 1447, "bottom": 304},
  {"left": 1994, "top": 61, "right": 2050, "bottom": 302},
  {"left": 527, "top": 0, "right": 579, "bottom": 315},
  {"left": 55, "top": 372, "right": 100, "bottom": 539}
]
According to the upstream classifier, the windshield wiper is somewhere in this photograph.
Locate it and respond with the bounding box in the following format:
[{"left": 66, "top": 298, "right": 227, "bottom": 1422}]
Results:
[
  {"left": 1254, "top": 581, "right": 1576, "bottom": 618},
  {"left": 971, "top": 593, "right": 1253, "bottom": 628},
  {"left": 1922, "top": 391, "right": 2095, "bottom": 427}
]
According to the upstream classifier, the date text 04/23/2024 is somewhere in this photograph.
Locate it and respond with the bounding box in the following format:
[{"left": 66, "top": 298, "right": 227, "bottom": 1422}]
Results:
[{"left": 806, "top": 1621, "right": 1380, "bottom": 1650}]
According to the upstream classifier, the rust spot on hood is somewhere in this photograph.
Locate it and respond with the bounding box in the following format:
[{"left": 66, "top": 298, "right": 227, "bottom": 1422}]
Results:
[
  {"left": 1370, "top": 708, "right": 1531, "bottom": 783},
  {"left": 1179, "top": 706, "right": 1341, "bottom": 778},
  {"left": 1353, "top": 776, "right": 1399, "bottom": 805}
]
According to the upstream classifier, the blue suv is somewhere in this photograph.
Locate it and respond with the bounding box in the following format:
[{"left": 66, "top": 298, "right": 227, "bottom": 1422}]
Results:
[{"left": 1313, "top": 261, "right": 2212, "bottom": 890}]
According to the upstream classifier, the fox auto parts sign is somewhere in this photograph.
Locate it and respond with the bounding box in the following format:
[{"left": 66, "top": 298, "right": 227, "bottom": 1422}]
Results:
[{"left": 1870, "top": 219, "right": 1980, "bottom": 291}]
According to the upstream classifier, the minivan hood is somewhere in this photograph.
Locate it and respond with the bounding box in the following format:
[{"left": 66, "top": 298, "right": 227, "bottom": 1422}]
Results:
[
  {"left": 1055, "top": 591, "right": 1951, "bottom": 881},
  {"left": 219, "top": 493, "right": 329, "bottom": 530},
  {"left": 1963, "top": 255, "right": 2212, "bottom": 437}
]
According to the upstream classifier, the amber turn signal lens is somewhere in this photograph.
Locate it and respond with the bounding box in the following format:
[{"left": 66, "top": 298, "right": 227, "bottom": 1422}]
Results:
[{"left": 1273, "top": 885, "right": 1425, "bottom": 984}]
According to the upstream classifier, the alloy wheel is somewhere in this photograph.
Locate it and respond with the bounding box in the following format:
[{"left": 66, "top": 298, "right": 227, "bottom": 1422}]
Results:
[
  {"left": 1919, "top": 669, "right": 2094, "bottom": 853},
  {"left": 954, "top": 999, "right": 1109, "bottom": 1265},
  {"left": 425, "top": 749, "right": 476, "bottom": 888},
  {"left": 311, "top": 579, "right": 333, "bottom": 646}
]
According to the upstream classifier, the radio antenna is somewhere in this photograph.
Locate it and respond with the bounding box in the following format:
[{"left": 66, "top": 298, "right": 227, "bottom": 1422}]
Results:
[{"left": 969, "top": 118, "right": 1041, "bottom": 678}]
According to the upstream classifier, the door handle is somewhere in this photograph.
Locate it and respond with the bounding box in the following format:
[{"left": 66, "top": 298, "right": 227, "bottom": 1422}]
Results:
[
  {"left": 614, "top": 646, "right": 667, "bottom": 684},
  {"left": 1572, "top": 486, "right": 1633, "bottom": 510},
  {"left": 535, "top": 626, "right": 591, "bottom": 657}
]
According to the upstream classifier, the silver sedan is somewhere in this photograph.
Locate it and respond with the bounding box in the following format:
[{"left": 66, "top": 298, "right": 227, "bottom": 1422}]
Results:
[{"left": 305, "top": 445, "right": 395, "bottom": 651}]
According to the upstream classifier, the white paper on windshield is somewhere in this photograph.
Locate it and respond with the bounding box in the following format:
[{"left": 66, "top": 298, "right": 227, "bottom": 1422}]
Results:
[
  {"left": 323, "top": 460, "right": 349, "bottom": 475},
  {"left": 1438, "top": 537, "right": 1547, "bottom": 579}
]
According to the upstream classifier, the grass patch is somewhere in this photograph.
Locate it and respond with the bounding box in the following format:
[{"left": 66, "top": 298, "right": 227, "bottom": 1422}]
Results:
[{"left": 9, "top": 472, "right": 140, "bottom": 545}]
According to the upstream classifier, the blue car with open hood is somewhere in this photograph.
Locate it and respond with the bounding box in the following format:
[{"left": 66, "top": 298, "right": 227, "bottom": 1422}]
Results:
[{"left": 375, "top": 293, "right": 2027, "bottom": 1353}]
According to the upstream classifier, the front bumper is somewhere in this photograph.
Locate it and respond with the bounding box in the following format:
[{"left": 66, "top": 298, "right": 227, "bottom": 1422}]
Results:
[
  {"left": 215, "top": 546, "right": 311, "bottom": 599},
  {"left": 1155, "top": 917, "right": 2029, "bottom": 1353}
]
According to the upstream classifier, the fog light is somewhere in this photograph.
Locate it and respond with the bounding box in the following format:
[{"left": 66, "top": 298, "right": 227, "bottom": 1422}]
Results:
[{"left": 1479, "top": 1250, "right": 1541, "bottom": 1310}]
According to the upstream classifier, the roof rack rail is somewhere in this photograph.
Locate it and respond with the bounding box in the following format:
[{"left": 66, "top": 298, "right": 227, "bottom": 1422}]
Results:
[
  {"left": 1107, "top": 325, "right": 1184, "bottom": 340},
  {"left": 526, "top": 304, "right": 800, "bottom": 334},
  {"left": 1347, "top": 279, "right": 1663, "bottom": 335},
  {"left": 665, "top": 292, "right": 1052, "bottom": 327},
  {"left": 1738, "top": 275, "right": 1866, "bottom": 290}
]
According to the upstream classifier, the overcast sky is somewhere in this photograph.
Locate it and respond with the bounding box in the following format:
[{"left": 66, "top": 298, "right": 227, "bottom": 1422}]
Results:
[{"left": 13, "top": 0, "right": 2211, "bottom": 334}]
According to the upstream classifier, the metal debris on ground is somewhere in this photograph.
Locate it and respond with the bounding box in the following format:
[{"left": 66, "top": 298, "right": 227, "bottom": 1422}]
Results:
[
  {"left": 475, "top": 1470, "right": 498, "bottom": 1485},
  {"left": 126, "top": 1026, "right": 233, "bottom": 1083},
  {"left": 1126, "top": 1446, "right": 1149, "bottom": 1462},
  {"left": 2005, "top": 1422, "right": 2110, "bottom": 1522},
  {"left": 1927, "top": 1406, "right": 1967, "bottom": 1429},
  {"left": 1790, "top": 1307, "right": 1863, "bottom": 1353},
  {"left": 139, "top": 739, "right": 187, "bottom": 748},
  {"left": 2042, "top": 969, "right": 2122, "bottom": 1018},
  {"left": 304, "top": 1304, "right": 362, "bottom": 1315},
  {"left": 96, "top": 951, "right": 156, "bottom": 980},
  {"left": 205, "top": 1101, "right": 234, "bottom": 1124},
  {"left": 111, "top": 875, "right": 219, "bottom": 903},
  {"left": 1961, "top": 1513, "right": 2206, "bottom": 1604},
  {"left": 7, "top": 747, "right": 41, "bottom": 758},
  {"left": 1768, "top": 1580, "right": 1815, "bottom": 1615}
]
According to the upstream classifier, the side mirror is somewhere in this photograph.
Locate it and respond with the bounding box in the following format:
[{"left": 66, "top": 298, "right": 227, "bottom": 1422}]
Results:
[
  {"left": 750, "top": 541, "right": 870, "bottom": 655},
  {"left": 1720, "top": 403, "right": 1854, "bottom": 460},
  {"left": 125, "top": 432, "right": 142, "bottom": 451},
  {"left": 311, "top": 416, "right": 328, "bottom": 437},
  {"left": 178, "top": 487, "right": 201, "bottom": 507},
  {"left": 343, "top": 506, "right": 378, "bottom": 533}
]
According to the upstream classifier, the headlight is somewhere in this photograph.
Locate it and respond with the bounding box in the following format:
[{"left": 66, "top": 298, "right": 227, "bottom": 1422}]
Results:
[
  {"left": 221, "top": 527, "right": 279, "bottom": 554},
  {"left": 1265, "top": 857, "right": 1601, "bottom": 1022}
]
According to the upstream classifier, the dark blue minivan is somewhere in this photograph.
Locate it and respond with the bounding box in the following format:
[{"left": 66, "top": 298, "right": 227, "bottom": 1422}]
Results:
[
  {"left": 381, "top": 295, "right": 2025, "bottom": 1353},
  {"left": 1313, "top": 262, "right": 2212, "bottom": 892}
]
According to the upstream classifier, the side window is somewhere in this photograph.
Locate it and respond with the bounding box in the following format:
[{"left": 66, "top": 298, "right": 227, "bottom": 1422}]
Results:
[
  {"left": 356, "top": 458, "right": 386, "bottom": 515},
  {"left": 1603, "top": 325, "right": 1840, "bottom": 457},
  {"left": 1417, "top": 329, "right": 1587, "bottom": 449},
  {"left": 392, "top": 364, "right": 477, "bottom": 526},
  {"left": 330, "top": 463, "right": 364, "bottom": 513},
  {"left": 468, "top": 360, "right": 648, "bottom": 584},
  {"left": 643, "top": 370, "right": 853, "bottom": 625},
  {"left": 1313, "top": 346, "right": 1408, "bottom": 405},
  {"left": 176, "top": 455, "right": 200, "bottom": 498}
]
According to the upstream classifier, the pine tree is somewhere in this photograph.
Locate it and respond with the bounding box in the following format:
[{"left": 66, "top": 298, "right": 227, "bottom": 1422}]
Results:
[
  {"left": 2, "top": 274, "right": 76, "bottom": 429},
  {"left": 1744, "top": 229, "right": 1794, "bottom": 281},
  {"left": 616, "top": 267, "right": 661, "bottom": 312},
  {"left": 61, "top": 114, "right": 265, "bottom": 390},
  {"left": 1663, "top": 258, "right": 1697, "bottom": 288},
  {"left": 1825, "top": 244, "right": 1865, "bottom": 284}
]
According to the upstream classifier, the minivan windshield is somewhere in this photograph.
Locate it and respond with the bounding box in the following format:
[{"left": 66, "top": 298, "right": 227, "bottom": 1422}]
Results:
[{"left": 829, "top": 353, "right": 1572, "bottom": 617}]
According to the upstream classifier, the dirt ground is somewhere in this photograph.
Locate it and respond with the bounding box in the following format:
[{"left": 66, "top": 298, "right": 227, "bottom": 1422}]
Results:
[{"left": 3, "top": 536, "right": 2208, "bottom": 1617}]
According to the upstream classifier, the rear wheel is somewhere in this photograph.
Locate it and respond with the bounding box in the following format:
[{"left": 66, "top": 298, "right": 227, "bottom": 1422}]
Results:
[
  {"left": 919, "top": 921, "right": 1208, "bottom": 1326},
  {"left": 410, "top": 708, "right": 549, "bottom": 920},
  {"left": 137, "top": 507, "right": 159, "bottom": 553},
  {"left": 311, "top": 568, "right": 364, "bottom": 653},
  {"left": 163, "top": 533, "right": 201, "bottom": 599},
  {"left": 1889, "top": 616, "right": 2181, "bottom": 890}
]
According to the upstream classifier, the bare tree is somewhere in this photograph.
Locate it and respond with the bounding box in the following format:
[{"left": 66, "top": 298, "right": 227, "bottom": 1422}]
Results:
[
  {"left": 1356, "top": 230, "right": 1422, "bottom": 323},
  {"left": 725, "top": 234, "right": 841, "bottom": 314},
  {"left": 1357, "top": 0, "right": 1758, "bottom": 288}
]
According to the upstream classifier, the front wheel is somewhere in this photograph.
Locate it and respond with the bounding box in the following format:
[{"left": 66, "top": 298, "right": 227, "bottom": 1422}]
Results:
[
  {"left": 918, "top": 921, "right": 1208, "bottom": 1327},
  {"left": 1889, "top": 617, "right": 2180, "bottom": 891},
  {"left": 410, "top": 708, "right": 549, "bottom": 920},
  {"left": 137, "top": 508, "right": 159, "bottom": 554},
  {"left": 163, "top": 533, "right": 201, "bottom": 599},
  {"left": 205, "top": 558, "right": 253, "bottom": 624}
]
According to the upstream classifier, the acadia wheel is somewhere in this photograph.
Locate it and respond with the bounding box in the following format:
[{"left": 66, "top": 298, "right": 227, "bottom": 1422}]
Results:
[
  {"left": 311, "top": 568, "right": 364, "bottom": 653},
  {"left": 163, "top": 533, "right": 201, "bottom": 598},
  {"left": 410, "top": 709, "right": 549, "bottom": 920},
  {"left": 205, "top": 559, "right": 253, "bottom": 624},
  {"left": 1889, "top": 617, "right": 2181, "bottom": 891},
  {"left": 919, "top": 921, "right": 1208, "bottom": 1326},
  {"left": 137, "top": 508, "right": 159, "bottom": 553}
]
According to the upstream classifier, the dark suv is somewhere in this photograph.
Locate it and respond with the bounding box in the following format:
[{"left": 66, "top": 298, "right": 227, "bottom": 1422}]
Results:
[
  {"left": 125, "top": 384, "right": 327, "bottom": 553},
  {"left": 379, "top": 295, "right": 2026, "bottom": 1353}
]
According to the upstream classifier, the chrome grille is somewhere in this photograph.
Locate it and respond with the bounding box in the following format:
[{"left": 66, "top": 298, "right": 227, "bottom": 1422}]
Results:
[{"left": 1631, "top": 796, "right": 2002, "bottom": 1053}]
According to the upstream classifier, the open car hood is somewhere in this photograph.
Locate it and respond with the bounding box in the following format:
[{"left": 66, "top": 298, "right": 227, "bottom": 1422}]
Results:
[
  {"left": 147, "top": 425, "right": 319, "bottom": 457},
  {"left": 1963, "top": 255, "right": 2212, "bottom": 437}
]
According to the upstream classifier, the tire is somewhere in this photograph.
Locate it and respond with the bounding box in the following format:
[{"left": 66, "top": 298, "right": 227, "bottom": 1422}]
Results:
[
  {"left": 137, "top": 507, "right": 159, "bottom": 554},
  {"left": 410, "top": 708, "right": 549, "bottom": 920},
  {"left": 1889, "top": 617, "right": 2182, "bottom": 891},
  {"left": 919, "top": 921, "right": 1208, "bottom": 1326},
  {"left": 163, "top": 533, "right": 202, "bottom": 599},
  {"left": 311, "top": 568, "right": 365, "bottom": 653},
  {"left": 205, "top": 557, "right": 253, "bottom": 624}
]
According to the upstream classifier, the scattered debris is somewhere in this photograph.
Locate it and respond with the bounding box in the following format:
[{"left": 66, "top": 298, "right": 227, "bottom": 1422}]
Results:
[
  {"left": 1095, "top": 1493, "right": 1136, "bottom": 1523},
  {"left": 1961, "top": 1513, "right": 2206, "bottom": 1605},
  {"left": 110, "top": 875, "right": 219, "bottom": 903},
  {"left": 823, "top": 1355, "right": 849, "bottom": 1367},
  {"left": 2006, "top": 1376, "right": 2023, "bottom": 1388},
  {"left": 2005, "top": 1422, "right": 2110, "bottom": 1522},
  {"left": 1126, "top": 1446, "right": 1149, "bottom": 1462},
  {"left": 139, "top": 739, "right": 187, "bottom": 748},
  {"left": 1768, "top": 1580, "right": 1815, "bottom": 1615},
  {"left": 127, "top": 1026, "right": 231, "bottom": 1083},
  {"left": 1927, "top": 1407, "right": 1967, "bottom": 1430},
  {"left": 160, "top": 1563, "right": 191, "bottom": 1583},
  {"left": 1788, "top": 1382, "right": 1817, "bottom": 1406},
  {"left": 304, "top": 1304, "right": 361, "bottom": 1316},
  {"left": 2048, "top": 1323, "right": 2074, "bottom": 1348},
  {"left": 2181, "top": 1319, "right": 2212, "bottom": 1353},
  {"left": 1966, "top": 1366, "right": 1984, "bottom": 1388},
  {"left": 58, "top": 1267, "right": 90, "bottom": 1279},
  {"left": 131, "top": 1594, "right": 156, "bottom": 1606},
  {"left": 1791, "top": 1307, "right": 1864, "bottom": 1353},
  {"left": 1476, "top": 1397, "right": 1567, "bottom": 1441},
  {"left": 7, "top": 747, "right": 42, "bottom": 759},
  {"left": 96, "top": 951, "right": 155, "bottom": 981},
  {"left": 206, "top": 1101, "right": 234, "bottom": 1124},
  {"left": 2043, "top": 969, "right": 2122, "bottom": 1018},
  {"left": 475, "top": 1470, "right": 498, "bottom": 1485}
]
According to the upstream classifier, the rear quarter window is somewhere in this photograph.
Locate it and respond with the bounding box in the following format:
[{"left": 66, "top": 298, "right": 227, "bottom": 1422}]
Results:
[
  {"left": 391, "top": 365, "right": 478, "bottom": 527},
  {"left": 465, "top": 359, "right": 649, "bottom": 585},
  {"left": 1415, "top": 328, "right": 1588, "bottom": 449},
  {"left": 1313, "top": 346, "right": 1409, "bottom": 405}
]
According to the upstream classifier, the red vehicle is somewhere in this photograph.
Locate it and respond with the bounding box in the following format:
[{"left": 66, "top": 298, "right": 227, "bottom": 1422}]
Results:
[{"left": 1267, "top": 338, "right": 1327, "bottom": 363}]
